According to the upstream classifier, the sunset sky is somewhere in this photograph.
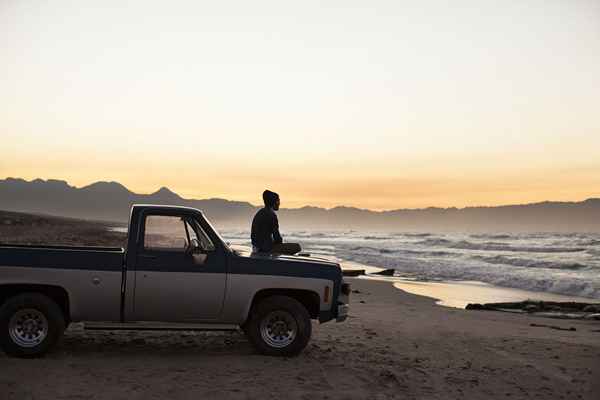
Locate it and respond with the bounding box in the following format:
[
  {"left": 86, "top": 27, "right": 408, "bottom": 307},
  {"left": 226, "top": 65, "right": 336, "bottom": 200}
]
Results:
[{"left": 2, "top": 0, "right": 599, "bottom": 210}]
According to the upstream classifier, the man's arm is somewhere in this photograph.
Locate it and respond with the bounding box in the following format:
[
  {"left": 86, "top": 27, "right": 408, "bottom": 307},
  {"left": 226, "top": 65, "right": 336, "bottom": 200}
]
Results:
[{"left": 272, "top": 212, "right": 283, "bottom": 245}]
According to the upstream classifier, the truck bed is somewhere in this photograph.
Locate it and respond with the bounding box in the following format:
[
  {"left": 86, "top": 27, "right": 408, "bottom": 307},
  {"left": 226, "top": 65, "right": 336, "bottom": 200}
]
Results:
[
  {"left": 0, "top": 244, "right": 126, "bottom": 321},
  {"left": 0, "top": 244, "right": 124, "bottom": 271}
]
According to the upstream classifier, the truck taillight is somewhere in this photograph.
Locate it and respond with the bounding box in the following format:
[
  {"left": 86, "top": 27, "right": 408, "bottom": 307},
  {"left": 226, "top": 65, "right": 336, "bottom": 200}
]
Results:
[{"left": 324, "top": 286, "right": 330, "bottom": 303}]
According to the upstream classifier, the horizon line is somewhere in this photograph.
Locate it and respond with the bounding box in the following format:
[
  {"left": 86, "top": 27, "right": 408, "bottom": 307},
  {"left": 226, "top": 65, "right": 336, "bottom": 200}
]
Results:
[{"left": 2, "top": 176, "right": 599, "bottom": 213}]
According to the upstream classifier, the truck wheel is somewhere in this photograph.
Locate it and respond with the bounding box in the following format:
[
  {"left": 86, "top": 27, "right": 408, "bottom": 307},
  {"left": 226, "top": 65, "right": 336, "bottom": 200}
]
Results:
[
  {"left": 245, "top": 295, "right": 311, "bottom": 357},
  {"left": 0, "top": 293, "right": 66, "bottom": 358}
]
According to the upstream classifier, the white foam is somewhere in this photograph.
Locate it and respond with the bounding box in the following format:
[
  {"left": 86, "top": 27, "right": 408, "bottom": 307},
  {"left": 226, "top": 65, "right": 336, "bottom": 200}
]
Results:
[{"left": 220, "top": 229, "right": 600, "bottom": 300}]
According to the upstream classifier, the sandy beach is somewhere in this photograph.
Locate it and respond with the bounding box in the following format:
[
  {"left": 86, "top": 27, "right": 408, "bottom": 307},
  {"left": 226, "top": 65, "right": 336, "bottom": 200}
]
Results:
[
  {"left": 1, "top": 278, "right": 598, "bottom": 400},
  {"left": 1, "top": 211, "right": 599, "bottom": 399}
]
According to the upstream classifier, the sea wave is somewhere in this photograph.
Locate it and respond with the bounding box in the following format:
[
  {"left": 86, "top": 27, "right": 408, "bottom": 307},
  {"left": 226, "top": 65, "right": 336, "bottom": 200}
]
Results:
[
  {"left": 416, "top": 238, "right": 586, "bottom": 253},
  {"left": 349, "top": 246, "right": 384, "bottom": 253},
  {"left": 400, "top": 233, "right": 433, "bottom": 238},
  {"left": 287, "top": 232, "right": 329, "bottom": 238},
  {"left": 577, "top": 239, "right": 600, "bottom": 246},
  {"left": 472, "top": 255, "right": 588, "bottom": 270},
  {"left": 336, "top": 251, "right": 600, "bottom": 299},
  {"left": 348, "top": 246, "right": 453, "bottom": 257},
  {"left": 469, "top": 234, "right": 513, "bottom": 240},
  {"left": 451, "top": 240, "right": 586, "bottom": 253},
  {"left": 415, "top": 238, "right": 453, "bottom": 246},
  {"left": 223, "top": 228, "right": 600, "bottom": 300}
]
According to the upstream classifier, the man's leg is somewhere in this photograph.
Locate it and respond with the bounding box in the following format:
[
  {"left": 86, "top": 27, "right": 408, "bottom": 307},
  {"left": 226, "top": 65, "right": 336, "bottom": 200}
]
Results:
[{"left": 270, "top": 243, "right": 301, "bottom": 255}]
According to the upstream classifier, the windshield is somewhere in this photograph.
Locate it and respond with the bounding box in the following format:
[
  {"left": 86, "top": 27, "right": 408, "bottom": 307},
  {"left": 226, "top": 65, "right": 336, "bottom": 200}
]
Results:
[{"left": 201, "top": 213, "right": 231, "bottom": 252}]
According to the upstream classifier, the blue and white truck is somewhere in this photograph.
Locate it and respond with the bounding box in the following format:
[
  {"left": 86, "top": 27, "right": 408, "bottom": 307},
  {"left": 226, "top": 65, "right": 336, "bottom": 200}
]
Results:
[{"left": 0, "top": 205, "right": 350, "bottom": 357}]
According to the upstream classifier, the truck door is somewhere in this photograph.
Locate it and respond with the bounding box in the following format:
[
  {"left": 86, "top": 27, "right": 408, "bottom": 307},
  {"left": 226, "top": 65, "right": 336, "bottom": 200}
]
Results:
[{"left": 132, "top": 213, "right": 227, "bottom": 321}]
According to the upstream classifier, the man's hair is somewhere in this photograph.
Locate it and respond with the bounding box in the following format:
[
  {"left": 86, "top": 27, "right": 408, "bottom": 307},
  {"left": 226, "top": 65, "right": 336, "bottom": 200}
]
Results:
[{"left": 263, "top": 190, "right": 279, "bottom": 207}]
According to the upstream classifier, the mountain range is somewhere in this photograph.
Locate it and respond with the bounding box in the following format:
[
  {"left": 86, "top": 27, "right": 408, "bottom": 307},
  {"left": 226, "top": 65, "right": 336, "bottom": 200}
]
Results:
[{"left": 1, "top": 177, "right": 599, "bottom": 232}]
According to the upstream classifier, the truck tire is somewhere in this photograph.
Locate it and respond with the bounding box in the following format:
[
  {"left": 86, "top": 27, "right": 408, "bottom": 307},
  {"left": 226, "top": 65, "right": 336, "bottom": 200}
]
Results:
[
  {"left": 245, "top": 295, "right": 312, "bottom": 357},
  {"left": 0, "top": 293, "right": 66, "bottom": 358}
]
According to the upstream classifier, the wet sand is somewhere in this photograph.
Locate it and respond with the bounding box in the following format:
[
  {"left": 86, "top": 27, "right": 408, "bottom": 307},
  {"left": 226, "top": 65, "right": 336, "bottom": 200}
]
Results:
[
  {"left": 1, "top": 278, "right": 599, "bottom": 400},
  {"left": 388, "top": 278, "right": 596, "bottom": 308}
]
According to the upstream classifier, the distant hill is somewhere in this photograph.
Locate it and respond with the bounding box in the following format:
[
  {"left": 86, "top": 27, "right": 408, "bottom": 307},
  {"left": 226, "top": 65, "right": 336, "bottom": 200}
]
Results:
[
  {"left": 0, "top": 178, "right": 254, "bottom": 226},
  {"left": 1, "top": 178, "right": 599, "bottom": 232}
]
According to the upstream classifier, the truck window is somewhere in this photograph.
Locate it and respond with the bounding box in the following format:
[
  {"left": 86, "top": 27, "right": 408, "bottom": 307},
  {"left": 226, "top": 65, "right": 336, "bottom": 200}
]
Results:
[
  {"left": 184, "top": 220, "right": 199, "bottom": 246},
  {"left": 188, "top": 219, "right": 215, "bottom": 251},
  {"left": 144, "top": 215, "right": 189, "bottom": 251}
]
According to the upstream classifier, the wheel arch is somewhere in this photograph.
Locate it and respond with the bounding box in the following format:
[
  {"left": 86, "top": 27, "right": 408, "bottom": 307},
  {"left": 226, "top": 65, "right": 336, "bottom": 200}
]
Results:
[
  {"left": 0, "top": 284, "right": 71, "bottom": 323},
  {"left": 245, "top": 288, "right": 321, "bottom": 324}
]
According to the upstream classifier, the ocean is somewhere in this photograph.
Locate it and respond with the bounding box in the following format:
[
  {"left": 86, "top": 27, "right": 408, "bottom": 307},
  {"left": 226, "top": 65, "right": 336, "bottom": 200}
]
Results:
[{"left": 221, "top": 229, "right": 600, "bottom": 301}]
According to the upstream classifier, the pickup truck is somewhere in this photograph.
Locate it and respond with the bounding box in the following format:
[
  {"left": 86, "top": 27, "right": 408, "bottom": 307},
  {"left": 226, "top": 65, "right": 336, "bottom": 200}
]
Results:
[{"left": 0, "top": 205, "right": 349, "bottom": 357}]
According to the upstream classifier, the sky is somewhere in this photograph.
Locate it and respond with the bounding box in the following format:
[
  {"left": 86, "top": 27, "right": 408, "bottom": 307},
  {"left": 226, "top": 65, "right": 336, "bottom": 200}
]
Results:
[{"left": 1, "top": 0, "right": 599, "bottom": 210}]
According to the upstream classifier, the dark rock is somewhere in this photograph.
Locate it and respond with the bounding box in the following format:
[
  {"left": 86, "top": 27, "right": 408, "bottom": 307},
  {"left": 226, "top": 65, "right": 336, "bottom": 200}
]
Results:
[
  {"left": 524, "top": 304, "right": 539, "bottom": 313},
  {"left": 371, "top": 268, "right": 395, "bottom": 276},
  {"left": 530, "top": 323, "right": 576, "bottom": 331},
  {"left": 343, "top": 269, "right": 365, "bottom": 277},
  {"left": 583, "top": 305, "right": 600, "bottom": 313},
  {"left": 468, "top": 301, "right": 598, "bottom": 312},
  {"left": 466, "top": 303, "right": 485, "bottom": 310},
  {"left": 379, "top": 368, "right": 400, "bottom": 383}
]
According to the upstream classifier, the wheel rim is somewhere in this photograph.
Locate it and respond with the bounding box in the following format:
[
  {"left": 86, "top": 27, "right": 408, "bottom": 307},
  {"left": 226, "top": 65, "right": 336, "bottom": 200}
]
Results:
[
  {"left": 8, "top": 309, "right": 48, "bottom": 348},
  {"left": 259, "top": 310, "right": 298, "bottom": 348}
]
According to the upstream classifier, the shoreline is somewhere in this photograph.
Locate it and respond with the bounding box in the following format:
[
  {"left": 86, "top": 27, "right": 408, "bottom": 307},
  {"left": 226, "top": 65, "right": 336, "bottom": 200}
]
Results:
[
  {"left": 361, "top": 275, "right": 597, "bottom": 309},
  {"left": 341, "top": 259, "right": 599, "bottom": 309}
]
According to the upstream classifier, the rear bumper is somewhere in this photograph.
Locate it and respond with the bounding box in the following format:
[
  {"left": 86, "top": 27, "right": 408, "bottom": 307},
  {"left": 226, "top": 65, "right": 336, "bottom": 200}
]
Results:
[
  {"left": 336, "top": 303, "right": 349, "bottom": 322},
  {"left": 318, "top": 302, "right": 349, "bottom": 323},
  {"left": 336, "top": 280, "right": 350, "bottom": 322}
]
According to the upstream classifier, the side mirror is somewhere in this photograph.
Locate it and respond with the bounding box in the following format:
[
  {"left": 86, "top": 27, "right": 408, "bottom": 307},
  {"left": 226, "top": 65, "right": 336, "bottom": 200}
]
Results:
[{"left": 186, "top": 238, "right": 202, "bottom": 254}]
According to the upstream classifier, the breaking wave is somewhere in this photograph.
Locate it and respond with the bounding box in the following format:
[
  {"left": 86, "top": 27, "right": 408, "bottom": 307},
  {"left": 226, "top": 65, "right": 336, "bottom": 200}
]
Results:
[
  {"left": 472, "top": 255, "right": 588, "bottom": 270},
  {"left": 416, "top": 238, "right": 453, "bottom": 246},
  {"left": 400, "top": 233, "right": 433, "bottom": 238},
  {"left": 221, "top": 228, "right": 600, "bottom": 300},
  {"left": 349, "top": 246, "right": 453, "bottom": 257},
  {"left": 469, "top": 234, "right": 512, "bottom": 240},
  {"left": 417, "top": 239, "right": 586, "bottom": 253}
]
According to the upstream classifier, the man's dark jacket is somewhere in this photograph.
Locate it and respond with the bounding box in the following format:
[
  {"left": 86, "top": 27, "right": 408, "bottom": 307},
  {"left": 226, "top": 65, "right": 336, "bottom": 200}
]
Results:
[{"left": 251, "top": 207, "right": 283, "bottom": 252}]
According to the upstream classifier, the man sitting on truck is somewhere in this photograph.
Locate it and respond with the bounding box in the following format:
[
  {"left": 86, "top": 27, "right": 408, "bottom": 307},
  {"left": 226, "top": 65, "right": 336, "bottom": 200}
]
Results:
[{"left": 251, "top": 190, "right": 301, "bottom": 255}]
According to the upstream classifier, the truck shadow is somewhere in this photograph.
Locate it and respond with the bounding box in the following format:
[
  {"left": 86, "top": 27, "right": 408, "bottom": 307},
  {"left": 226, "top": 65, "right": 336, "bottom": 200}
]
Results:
[{"left": 54, "top": 329, "right": 256, "bottom": 357}]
